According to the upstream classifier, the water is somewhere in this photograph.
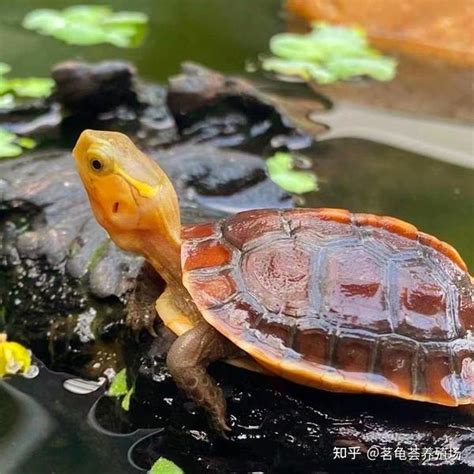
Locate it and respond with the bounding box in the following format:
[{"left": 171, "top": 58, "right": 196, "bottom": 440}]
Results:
[
  {"left": 0, "top": 0, "right": 282, "bottom": 82},
  {"left": 1, "top": 1, "right": 473, "bottom": 472}
]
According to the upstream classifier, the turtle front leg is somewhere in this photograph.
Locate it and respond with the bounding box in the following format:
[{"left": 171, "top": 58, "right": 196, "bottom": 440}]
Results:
[
  {"left": 126, "top": 262, "right": 163, "bottom": 335},
  {"left": 166, "top": 320, "right": 240, "bottom": 433}
]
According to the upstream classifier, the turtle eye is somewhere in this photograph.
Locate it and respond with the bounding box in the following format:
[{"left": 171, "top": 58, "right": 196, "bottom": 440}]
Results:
[
  {"left": 90, "top": 158, "right": 103, "bottom": 171},
  {"left": 88, "top": 151, "right": 113, "bottom": 174}
]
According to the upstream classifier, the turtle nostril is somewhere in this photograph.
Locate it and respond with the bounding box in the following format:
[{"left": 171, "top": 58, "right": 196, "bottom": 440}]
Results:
[{"left": 112, "top": 202, "right": 120, "bottom": 213}]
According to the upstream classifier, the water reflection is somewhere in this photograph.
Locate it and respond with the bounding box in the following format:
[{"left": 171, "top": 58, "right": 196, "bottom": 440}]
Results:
[
  {"left": 310, "top": 102, "right": 474, "bottom": 169},
  {"left": 0, "top": 381, "right": 53, "bottom": 474}
]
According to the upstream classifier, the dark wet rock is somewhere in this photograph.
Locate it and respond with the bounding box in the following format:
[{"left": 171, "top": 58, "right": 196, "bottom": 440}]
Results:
[
  {"left": 53, "top": 60, "right": 178, "bottom": 147},
  {"left": 0, "top": 102, "right": 62, "bottom": 139},
  {"left": 167, "top": 62, "right": 314, "bottom": 150},
  {"left": 52, "top": 61, "right": 140, "bottom": 114},
  {"left": 157, "top": 144, "right": 292, "bottom": 214},
  {"left": 87, "top": 243, "right": 143, "bottom": 300},
  {"left": 1, "top": 61, "right": 322, "bottom": 153},
  {"left": 0, "top": 60, "right": 178, "bottom": 148}
]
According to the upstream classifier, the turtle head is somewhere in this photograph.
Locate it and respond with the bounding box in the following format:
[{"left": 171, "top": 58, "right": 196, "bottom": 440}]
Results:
[{"left": 72, "top": 129, "right": 180, "bottom": 254}]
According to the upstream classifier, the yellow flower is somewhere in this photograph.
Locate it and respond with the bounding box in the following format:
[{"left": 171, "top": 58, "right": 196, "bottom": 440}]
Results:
[{"left": 0, "top": 333, "right": 32, "bottom": 377}]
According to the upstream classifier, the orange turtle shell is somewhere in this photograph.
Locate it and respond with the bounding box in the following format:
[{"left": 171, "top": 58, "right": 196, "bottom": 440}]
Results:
[{"left": 181, "top": 208, "right": 474, "bottom": 406}]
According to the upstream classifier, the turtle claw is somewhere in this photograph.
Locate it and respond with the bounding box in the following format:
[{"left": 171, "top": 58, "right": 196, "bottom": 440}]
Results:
[{"left": 211, "top": 416, "right": 231, "bottom": 437}]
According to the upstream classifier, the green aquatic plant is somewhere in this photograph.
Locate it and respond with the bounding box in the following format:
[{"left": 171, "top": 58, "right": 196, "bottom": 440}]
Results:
[
  {"left": 266, "top": 152, "right": 318, "bottom": 194},
  {"left": 0, "top": 62, "right": 54, "bottom": 109},
  {"left": 108, "top": 368, "right": 128, "bottom": 396},
  {"left": 0, "top": 128, "right": 37, "bottom": 159},
  {"left": 262, "top": 22, "right": 397, "bottom": 84},
  {"left": 149, "top": 457, "right": 184, "bottom": 474},
  {"left": 23, "top": 5, "right": 149, "bottom": 48},
  {"left": 108, "top": 368, "right": 135, "bottom": 411}
]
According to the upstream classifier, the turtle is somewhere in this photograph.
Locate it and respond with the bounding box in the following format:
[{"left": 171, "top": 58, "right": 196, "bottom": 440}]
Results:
[{"left": 72, "top": 129, "right": 474, "bottom": 432}]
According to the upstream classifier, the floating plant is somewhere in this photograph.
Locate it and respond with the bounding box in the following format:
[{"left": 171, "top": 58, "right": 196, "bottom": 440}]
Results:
[
  {"left": 149, "top": 457, "right": 184, "bottom": 474},
  {"left": 22, "top": 5, "right": 149, "bottom": 48},
  {"left": 108, "top": 368, "right": 135, "bottom": 411},
  {"left": 0, "top": 62, "right": 54, "bottom": 109},
  {"left": 0, "top": 127, "right": 36, "bottom": 159},
  {"left": 262, "top": 22, "right": 397, "bottom": 84},
  {"left": 266, "top": 151, "right": 318, "bottom": 194}
]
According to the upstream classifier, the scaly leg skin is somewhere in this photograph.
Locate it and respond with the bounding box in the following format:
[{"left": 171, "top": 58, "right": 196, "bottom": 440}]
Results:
[
  {"left": 166, "top": 320, "right": 240, "bottom": 433},
  {"left": 126, "top": 262, "right": 164, "bottom": 335}
]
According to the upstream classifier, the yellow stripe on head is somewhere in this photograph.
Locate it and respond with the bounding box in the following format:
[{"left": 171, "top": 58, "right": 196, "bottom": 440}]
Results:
[{"left": 114, "top": 163, "right": 159, "bottom": 198}]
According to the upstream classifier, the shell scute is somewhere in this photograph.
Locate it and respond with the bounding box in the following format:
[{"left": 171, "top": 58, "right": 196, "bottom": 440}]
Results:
[
  {"left": 374, "top": 338, "right": 418, "bottom": 397},
  {"left": 424, "top": 347, "right": 457, "bottom": 405},
  {"left": 417, "top": 231, "right": 467, "bottom": 271},
  {"left": 333, "top": 336, "right": 373, "bottom": 382},
  {"left": 370, "top": 227, "right": 419, "bottom": 254},
  {"left": 355, "top": 213, "right": 418, "bottom": 240},
  {"left": 253, "top": 317, "right": 294, "bottom": 358},
  {"left": 395, "top": 258, "right": 456, "bottom": 341},
  {"left": 459, "top": 289, "right": 474, "bottom": 332},
  {"left": 324, "top": 246, "right": 391, "bottom": 333},
  {"left": 185, "top": 271, "right": 238, "bottom": 309},
  {"left": 223, "top": 209, "right": 283, "bottom": 250},
  {"left": 182, "top": 239, "right": 233, "bottom": 272},
  {"left": 285, "top": 208, "right": 354, "bottom": 242},
  {"left": 293, "top": 328, "right": 330, "bottom": 365},
  {"left": 181, "top": 222, "right": 216, "bottom": 240},
  {"left": 241, "top": 239, "right": 313, "bottom": 317}
]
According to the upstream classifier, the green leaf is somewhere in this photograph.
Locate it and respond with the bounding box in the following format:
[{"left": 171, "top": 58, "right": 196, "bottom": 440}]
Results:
[
  {"left": 266, "top": 152, "right": 318, "bottom": 194},
  {"left": 0, "top": 127, "right": 37, "bottom": 159},
  {"left": 109, "top": 369, "right": 135, "bottom": 411},
  {"left": 22, "top": 9, "right": 66, "bottom": 34},
  {"left": 104, "top": 11, "right": 148, "bottom": 26},
  {"left": 62, "top": 5, "right": 111, "bottom": 22},
  {"left": 0, "top": 65, "right": 54, "bottom": 100},
  {"left": 326, "top": 56, "right": 397, "bottom": 81},
  {"left": 108, "top": 368, "right": 128, "bottom": 397},
  {"left": 263, "top": 22, "right": 397, "bottom": 84},
  {"left": 0, "top": 79, "right": 10, "bottom": 95},
  {"left": 22, "top": 6, "right": 149, "bottom": 48},
  {"left": 103, "top": 13, "right": 148, "bottom": 47},
  {"left": 0, "top": 62, "right": 11, "bottom": 76},
  {"left": 270, "top": 34, "right": 326, "bottom": 61},
  {"left": 17, "top": 137, "right": 37, "bottom": 149},
  {"left": 121, "top": 386, "right": 134, "bottom": 411},
  {"left": 262, "top": 58, "right": 336, "bottom": 84},
  {"left": 149, "top": 457, "right": 184, "bottom": 474},
  {"left": 6, "top": 77, "right": 54, "bottom": 98},
  {"left": 52, "top": 23, "right": 107, "bottom": 45},
  {"left": 0, "top": 128, "right": 17, "bottom": 143},
  {"left": 0, "top": 143, "right": 22, "bottom": 158}
]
